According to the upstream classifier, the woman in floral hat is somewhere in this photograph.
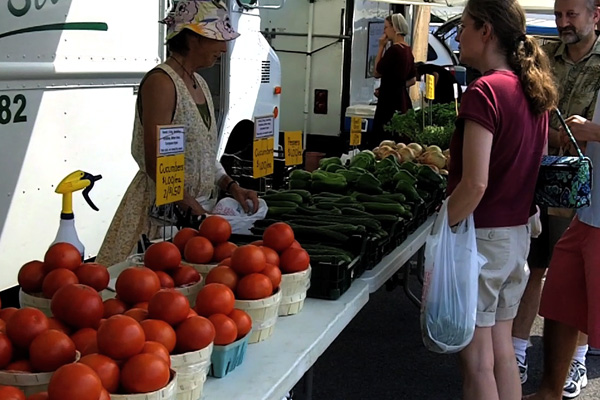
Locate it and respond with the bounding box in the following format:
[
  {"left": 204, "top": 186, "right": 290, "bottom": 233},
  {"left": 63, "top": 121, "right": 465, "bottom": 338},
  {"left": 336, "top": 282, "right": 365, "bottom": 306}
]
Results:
[{"left": 96, "top": 0, "right": 258, "bottom": 267}]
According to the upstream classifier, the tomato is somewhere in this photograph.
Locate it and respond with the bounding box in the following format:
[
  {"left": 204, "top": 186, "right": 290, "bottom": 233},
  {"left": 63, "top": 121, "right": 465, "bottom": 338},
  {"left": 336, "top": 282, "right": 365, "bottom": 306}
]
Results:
[
  {"left": 43, "top": 243, "right": 81, "bottom": 273},
  {"left": 236, "top": 273, "right": 273, "bottom": 300},
  {"left": 212, "top": 242, "right": 237, "bottom": 262},
  {"left": 279, "top": 247, "right": 310, "bottom": 273},
  {"left": 124, "top": 308, "right": 148, "bottom": 323},
  {"left": 0, "top": 386, "right": 25, "bottom": 400},
  {"left": 120, "top": 353, "right": 170, "bottom": 394},
  {"left": 81, "top": 341, "right": 99, "bottom": 357},
  {"left": 155, "top": 271, "right": 175, "bottom": 289},
  {"left": 51, "top": 284, "right": 104, "bottom": 329},
  {"left": 205, "top": 266, "right": 238, "bottom": 291},
  {"left": 187, "top": 308, "right": 198, "bottom": 318},
  {"left": 170, "top": 265, "right": 201, "bottom": 287},
  {"left": 194, "top": 283, "right": 235, "bottom": 317},
  {"left": 249, "top": 240, "right": 263, "bottom": 246},
  {"left": 183, "top": 237, "right": 214, "bottom": 264},
  {"left": 227, "top": 309, "right": 252, "bottom": 340},
  {"left": 172, "top": 227, "right": 199, "bottom": 255},
  {"left": 259, "top": 246, "right": 280, "bottom": 267},
  {"left": 208, "top": 314, "right": 237, "bottom": 346},
  {"left": 5, "top": 360, "right": 32, "bottom": 372},
  {"left": 41, "top": 268, "right": 79, "bottom": 299},
  {"left": 47, "top": 318, "right": 71, "bottom": 335},
  {"left": 148, "top": 289, "right": 190, "bottom": 326},
  {"left": 74, "top": 263, "right": 109, "bottom": 292},
  {"left": 0, "top": 334, "right": 13, "bottom": 369},
  {"left": 218, "top": 257, "right": 232, "bottom": 267},
  {"left": 98, "top": 389, "right": 110, "bottom": 400},
  {"left": 47, "top": 363, "right": 102, "bottom": 400},
  {"left": 261, "top": 264, "right": 282, "bottom": 289},
  {"left": 29, "top": 330, "right": 76, "bottom": 372},
  {"left": 198, "top": 215, "right": 232, "bottom": 244},
  {"left": 262, "top": 222, "right": 295, "bottom": 252},
  {"left": 26, "top": 393, "right": 49, "bottom": 400},
  {"left": 289, "top": 240, "right": 302, "bottom": 249},
  {"left": 79, "top": 353, "right": 120, "bottom": 394},
  {"left": 230, "top": 245, "right": 266, "bottom": 275},
  {"left": 0, "top": 309, "right": 17, "bottom": 323},
  {"left": 6, "top": 307, "right": 49, "bottom": 349},
  {"left": 18, "top": 261, "right": 46, "bottom": 294},
  {"left": 133, "top": 302, "right": 149, "bottom": 311},
  {"left": 0, "top": 320, "right": 5, "bottom": 334},
  {"left": 70, "top": 328, "right": 97, "bottom": 355},
  {"left": 115, "top": 267, "right": 161, "bottom": 305},
  {"left": 175, "top": 316, "right": 215, "bottom": 353},
  {"left": 97, "top": 315, "right": 145, "bottom": 360},
  {"left": 144, "top": 242, "right": 181, "bottom": 271},
  {"left": 140, "top": 319, "right": 176, "bottom": 353},
  {"left": 102, "top": 298, "right": 127, "bottom": 318},
  {"left": 141, "top": 341, "right": 171, "bottom": 366}
]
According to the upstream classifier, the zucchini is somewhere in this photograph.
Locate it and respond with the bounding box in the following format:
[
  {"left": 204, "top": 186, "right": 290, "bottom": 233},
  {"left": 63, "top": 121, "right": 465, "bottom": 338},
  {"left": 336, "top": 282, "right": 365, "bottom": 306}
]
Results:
[
  {"left": 355, "top": 193, "right": 397, "bottom": 204},
  {"left": 291, "top": 226, "right": 350, "bottom": 243},
  {"left": 362, "top": 202, "right": 407, "bottom": 216},
  {"left": 263, "top": 200, "right": 299, "bottom": 208},
  {"left": 266, "top": 206, "right": 299, "bottom": 218},
  {"left": 261, "top": 192, "right": 304, "bottom": 204}
]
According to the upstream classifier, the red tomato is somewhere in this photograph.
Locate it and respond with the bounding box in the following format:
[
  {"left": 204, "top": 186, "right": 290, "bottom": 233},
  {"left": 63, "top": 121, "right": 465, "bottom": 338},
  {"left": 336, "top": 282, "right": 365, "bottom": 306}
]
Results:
[
  {"left": 249, "top": 240, "right": 263, "bottom": 246},
  {"left": 47, "top": 318, "right": 71, "bottom": 335},
  {"left": 115, "top": 267, "right": 161, "bottom": 305},
  {"left": 208, "top": 314, "right": 237, "bottom": 346},
  {"left": 236, "top": 273, "right": 273, "bottom": 300},
  {"left": 29, "top": 330, "right": 76, "bottom": 372},
  {"left": 102, "top": 298, "right": 127, "bottom": 318},
  {"left": 140, "top": 319, "right": 177, "bottom": 353},
  {"left": 124, "top": 308, "right": 148, "bottom": 323},
  {"left": 47, "top": 363, "right": 102, "bottom": 400},
  {"left": 43, "top": 243, "right": 81, "bottom": 273},
  {"left": 170, "top": 265, "right": 201, "bottom": 287},
  {"left": 5, "top": 360, "right": 32, "bottom": 372},
  {"left": 261, "top": 264, "right": 282, "bottom": 289},
  {"left": 228, "top": 309, "right": 252, "bottom": 340},
  {"left": 18, "top": 261, "right": 46, "bottom": 294},
  {"left": 172, "top": 227, "right": 199, "bottom": 255},
  {"left": 205, "top": 265, "right": 238, "bottom": 291},
  {"left": 212, "top": 242, "right": 238, "bottom": 262},
  {"left": 279, "top": 247, "right": 310, "bottom": 273},
  {"left": 230, "top": 245, "right": 266, "bottom": 275},
  {"left": 183, "top": 237, "right": 214, "bottom": 264},
  {"left": 218, "top": 257, "right": 232, "bottom": 267},
  {"left": 42, "top": 268, "right": 79, "bottom": 299},
  {"left": 0, "top": 309, "right": 17, "bottom": 323},
  {"left": 198, "top": 215, "right": 232, "bottom": 244},
  {"left": 120, "top": 353, "right": 170, "bottom": 394},
  {"left": 0, "top": 320, "right": 5, "bottom": 334},
  {"left": 141, "top": 341, "right": 171, "bottom": 367},
  {"left": 96, "top": 315, "right": 145, "bottom": 360},
  {"left": 133, "top": 302, "right": 149, "bottom": 310},
  {"left": 6, "top": 308, "right": 49, "bottom": 349},
  {"left": 51, "top": 284, "right": 104, "bottom": 329},
  {"left": 262, "top": 222, "right": 295, "bottom": 252},
  {"left": 98, "top": 389, "right": 110, "bottom": 400},
  {"left": 175, "top": 316, "right": 215, "bottom": 353},
  {"left": 194, "top": 283, "right": 235, "bottom": 317},
  {"left": 148, "top": 289, "right": 190, "bottom": 326},
  {"left": 26, "top": 392, "right": 49, "bottom": 400},
  {"left": 79, "top": 353, "right": 120, "bottom": 394},
  {"left": 259, "top": 246, "right": 280, "bottom": 267},
  {"left": 0, "top": 386, "right": 25, "bottom": 400},
  {"left": 0, "top": 334, "right": 13, "bottom": 369},
  {"left": 155, "top": 271, "right": 175, "bottom": 288},
  {"left": 70, "top": 328, "right": 97, "bottom": 355},
  {"left": 74, "top": 263, "right": 109, "bottom": 292},
  {"left": 289, "top": 240, "right": 302, "bottom": 249},
  {"left": 187, "top": 308, "right": 198, "bottom": 318},
  {"left": 144, "top": 242, "right": 181, "bottom": 271}
]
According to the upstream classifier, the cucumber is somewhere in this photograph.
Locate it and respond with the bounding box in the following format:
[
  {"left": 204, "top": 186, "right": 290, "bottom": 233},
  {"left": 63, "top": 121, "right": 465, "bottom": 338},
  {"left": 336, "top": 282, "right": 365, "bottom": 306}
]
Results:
[
  {"left": 285, "top": 189, "right": 312, "bottom": 201},
  {"left": 261, "top": 192, "right": 303, "bottom": 204},
  {"left": 263, "top": 200, "right": 300, "bottom": 208},
  {"left": 362, "top": 202, "right": 407, "bottom": 216},
  {"left": 355, "top": 193, "right": 397, "bottom": 204},
  {"left": 266, "top": 206, "right": 299, "bottom": 218},
  {"left": 291, "top": 226, "right": 350, "bottom": 243}
]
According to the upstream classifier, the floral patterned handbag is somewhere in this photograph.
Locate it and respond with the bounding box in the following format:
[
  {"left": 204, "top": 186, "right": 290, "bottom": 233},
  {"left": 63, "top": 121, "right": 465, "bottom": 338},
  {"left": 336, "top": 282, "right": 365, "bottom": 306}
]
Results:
[{"left": 535, "top": 109, "right": 593, "bottom": 209}]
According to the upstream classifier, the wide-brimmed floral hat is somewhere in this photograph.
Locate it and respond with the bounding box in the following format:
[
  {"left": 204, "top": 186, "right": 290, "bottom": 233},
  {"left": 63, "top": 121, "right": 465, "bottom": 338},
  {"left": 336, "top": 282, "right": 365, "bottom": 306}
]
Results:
[{"left": 161, "top": 0, "right": 240, "bottom": 41}]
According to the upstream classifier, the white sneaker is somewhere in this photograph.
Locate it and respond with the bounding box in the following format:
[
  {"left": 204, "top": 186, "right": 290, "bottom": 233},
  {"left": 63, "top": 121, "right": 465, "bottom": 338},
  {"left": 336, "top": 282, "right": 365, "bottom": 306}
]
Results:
[
  {"left": 517, "top": 356, "right": 528, "bottom": 384},
  {"left": 563, "top": 360, "right": 588, "bottom": 398}
]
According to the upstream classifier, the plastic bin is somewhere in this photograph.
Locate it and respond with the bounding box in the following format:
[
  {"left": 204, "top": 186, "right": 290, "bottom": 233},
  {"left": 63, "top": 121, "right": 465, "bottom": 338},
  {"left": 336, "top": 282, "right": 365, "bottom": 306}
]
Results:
[
  {"left": 344, "top": 104, "right": 376, "bottom": 134},
  {"left": 209, "top": 334, "right": 250, "bottom": 378},
  {"left": 307, "top": 256, "right": 360, "bottom": 300}
]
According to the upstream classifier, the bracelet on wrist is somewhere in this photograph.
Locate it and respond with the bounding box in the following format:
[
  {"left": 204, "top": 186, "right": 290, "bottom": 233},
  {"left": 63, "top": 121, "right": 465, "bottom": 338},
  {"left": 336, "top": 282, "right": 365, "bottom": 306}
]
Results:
[{"left": 225, "top": 180, "right": 238, "bottom": 193}]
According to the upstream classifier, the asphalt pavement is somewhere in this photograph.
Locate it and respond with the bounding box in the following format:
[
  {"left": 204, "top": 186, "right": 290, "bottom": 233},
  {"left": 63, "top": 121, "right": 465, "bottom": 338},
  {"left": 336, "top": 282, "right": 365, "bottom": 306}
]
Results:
[{"left": 294, "top": 272, "right": 600, "bottom": 400}]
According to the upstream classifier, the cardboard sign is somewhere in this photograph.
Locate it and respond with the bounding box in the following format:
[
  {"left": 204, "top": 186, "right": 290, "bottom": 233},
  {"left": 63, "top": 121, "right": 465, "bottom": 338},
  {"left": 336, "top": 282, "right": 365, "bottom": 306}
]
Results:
[
  {"left": 350, "top": 116, "right": 362, "bottom": 146},
  {"left": 285, "top": 131, "right": 303, "bottom": 166},
  {"left": 155, "top": 126, "right": 185, "bottom": 206},
  {"left": 425, "top": 74, "right": 435, "bottom": 100},
  {"left": 253, "top": 137, "right": 274, "bottom": 178}
]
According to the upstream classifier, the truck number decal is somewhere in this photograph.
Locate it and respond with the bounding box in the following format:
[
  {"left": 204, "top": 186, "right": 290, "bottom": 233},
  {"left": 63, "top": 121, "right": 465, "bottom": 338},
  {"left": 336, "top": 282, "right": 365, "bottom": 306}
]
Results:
[{"left": 0, "top": 94, "right": 28, "bottom": 124}]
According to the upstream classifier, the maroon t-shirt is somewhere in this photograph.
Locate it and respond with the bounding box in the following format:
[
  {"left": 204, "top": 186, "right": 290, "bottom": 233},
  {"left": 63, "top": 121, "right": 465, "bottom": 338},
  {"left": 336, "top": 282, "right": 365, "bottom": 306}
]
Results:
[{"left": 447, "top": 70, "right": 548, "bottom": 228}]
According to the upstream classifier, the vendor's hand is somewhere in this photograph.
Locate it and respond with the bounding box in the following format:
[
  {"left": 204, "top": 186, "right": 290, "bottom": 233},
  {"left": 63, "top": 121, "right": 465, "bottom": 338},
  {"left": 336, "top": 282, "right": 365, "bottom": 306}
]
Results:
[
  {"left": 560, "top": 115, "right": 599, "bottom": 144},
  {"left": 230, "top": 184, "right": 259, "bottom": 214},
  {"left": 378, "top": 34, "right": 389, "bottom": 47}
]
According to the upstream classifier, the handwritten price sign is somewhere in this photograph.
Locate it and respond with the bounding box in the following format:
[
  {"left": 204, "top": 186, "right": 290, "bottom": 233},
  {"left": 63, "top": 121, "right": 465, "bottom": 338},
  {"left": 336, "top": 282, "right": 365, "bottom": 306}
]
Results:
[
  {"left": 253, "top": 137, "right": 274, "bottom": 178},
  {"left": 155, "top": 125, "right": 185, "bottom": 206},
  {"left": 285, "top": 131, "right": 303, "bottom": 166},
  {"left": 350, "top": 117, "right": 362, "bottom": 146}
]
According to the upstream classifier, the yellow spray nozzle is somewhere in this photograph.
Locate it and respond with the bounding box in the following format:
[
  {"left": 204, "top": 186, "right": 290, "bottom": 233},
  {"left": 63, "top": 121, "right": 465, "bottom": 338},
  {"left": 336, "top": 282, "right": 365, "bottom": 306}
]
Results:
[{"left": 56, "top": 170, "right": 103, "bottom": 214}]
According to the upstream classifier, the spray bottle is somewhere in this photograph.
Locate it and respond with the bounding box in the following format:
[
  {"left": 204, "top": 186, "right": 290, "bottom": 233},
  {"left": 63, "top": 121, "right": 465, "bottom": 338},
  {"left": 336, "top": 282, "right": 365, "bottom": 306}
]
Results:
[{"left": 52, "top": 171, "right": 103, "bottom": 257}]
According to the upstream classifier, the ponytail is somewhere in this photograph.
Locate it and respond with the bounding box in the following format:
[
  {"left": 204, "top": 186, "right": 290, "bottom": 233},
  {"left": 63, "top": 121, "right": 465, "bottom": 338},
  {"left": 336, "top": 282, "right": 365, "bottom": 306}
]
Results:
[{"left": 509, "top": 35, "right": 558, "bottom": 115}]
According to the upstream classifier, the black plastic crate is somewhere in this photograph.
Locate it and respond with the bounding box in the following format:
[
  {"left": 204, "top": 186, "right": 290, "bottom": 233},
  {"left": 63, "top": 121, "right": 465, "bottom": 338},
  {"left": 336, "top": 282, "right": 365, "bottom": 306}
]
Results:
[{"left": 307, "top": 256, "right": 360, "bottom": 300}]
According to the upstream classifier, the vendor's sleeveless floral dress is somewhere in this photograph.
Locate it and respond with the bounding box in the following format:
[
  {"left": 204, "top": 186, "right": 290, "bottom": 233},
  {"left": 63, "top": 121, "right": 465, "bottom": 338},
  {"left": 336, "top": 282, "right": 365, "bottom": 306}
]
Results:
[{"left": 96, "top": 63, "right": 217, "bottom": 267}]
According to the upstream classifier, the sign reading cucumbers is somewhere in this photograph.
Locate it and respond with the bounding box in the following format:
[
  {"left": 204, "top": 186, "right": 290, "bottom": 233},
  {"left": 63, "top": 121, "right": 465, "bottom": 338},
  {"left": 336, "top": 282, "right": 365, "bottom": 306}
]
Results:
[{"left": 155, "top": 125, "right": 185, "bottom": 206}]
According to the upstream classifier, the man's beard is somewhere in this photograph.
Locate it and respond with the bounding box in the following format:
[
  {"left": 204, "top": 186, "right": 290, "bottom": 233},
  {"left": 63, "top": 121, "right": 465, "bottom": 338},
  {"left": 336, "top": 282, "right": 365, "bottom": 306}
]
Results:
[{"left": 559, "top": 27, "right": 583, "bottom": 44}]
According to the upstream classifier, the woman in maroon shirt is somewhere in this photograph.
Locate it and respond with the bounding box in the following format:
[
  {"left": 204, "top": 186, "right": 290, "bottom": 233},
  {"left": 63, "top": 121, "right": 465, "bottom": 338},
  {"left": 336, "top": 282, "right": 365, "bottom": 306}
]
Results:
[
  {"left": 370, "top": 13, "right": 415, "bottom": 149},
  {"left": 446, "top": 0, "right": 557, "bottom": 398}
]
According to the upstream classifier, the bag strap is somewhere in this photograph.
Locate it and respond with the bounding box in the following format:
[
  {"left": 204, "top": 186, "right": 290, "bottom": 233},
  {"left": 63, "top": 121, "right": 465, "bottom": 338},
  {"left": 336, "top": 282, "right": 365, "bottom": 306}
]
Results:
[{"left": 555, "top": 108, "right": 585, "bottom": 159}]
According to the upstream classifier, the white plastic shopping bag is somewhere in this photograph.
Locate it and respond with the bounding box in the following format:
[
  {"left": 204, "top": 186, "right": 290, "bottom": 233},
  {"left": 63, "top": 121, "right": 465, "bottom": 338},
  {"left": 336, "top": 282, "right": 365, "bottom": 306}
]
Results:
[
  {"left": 420, "top": 199, "right": 486, "bottom": 353},
  {"left": 211, "top": 197, "right": 269, "bottom": 235}
]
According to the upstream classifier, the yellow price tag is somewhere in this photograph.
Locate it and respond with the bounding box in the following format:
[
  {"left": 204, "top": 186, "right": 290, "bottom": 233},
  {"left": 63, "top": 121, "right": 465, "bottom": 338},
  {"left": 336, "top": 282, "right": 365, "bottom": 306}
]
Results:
[
  {"left": 426, "top": 74, "right": 435, "bottom": 100},
  {"left": 155, "top": 153, "right": 185, "bottom": 206},
  {"left": 350, "top": 117, "right": 362, "bottom": 146},
  {"left": 284, "top": 131, "right": 303, "bottom": 166},
  {"left": 253, "top": 137, "right": 274, "bottom": 178}
]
